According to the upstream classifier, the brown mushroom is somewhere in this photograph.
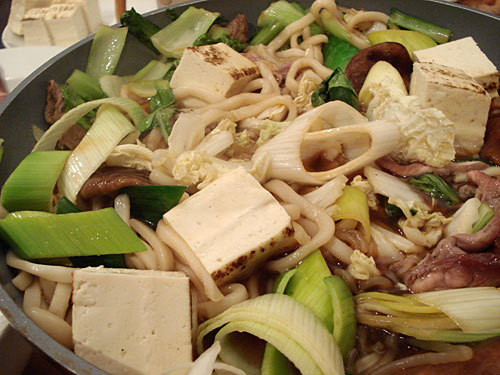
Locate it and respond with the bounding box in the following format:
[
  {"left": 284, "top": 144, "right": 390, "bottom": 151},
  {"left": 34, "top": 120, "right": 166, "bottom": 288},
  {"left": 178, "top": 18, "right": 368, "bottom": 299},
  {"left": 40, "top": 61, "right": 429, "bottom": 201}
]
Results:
[{"left": 344, "top": 42, "right": 413, "bottom": 93}]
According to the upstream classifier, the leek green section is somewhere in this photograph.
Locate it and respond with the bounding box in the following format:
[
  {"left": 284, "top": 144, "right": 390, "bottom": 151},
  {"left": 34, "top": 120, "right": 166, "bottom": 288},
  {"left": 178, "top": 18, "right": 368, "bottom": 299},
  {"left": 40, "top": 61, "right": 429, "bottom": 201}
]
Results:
[
  {"left": 0, "top": 208, "right": 147, "bottom": 260},
  {"left": 1, "top": 151, "right": 71, "bottom": 212}
]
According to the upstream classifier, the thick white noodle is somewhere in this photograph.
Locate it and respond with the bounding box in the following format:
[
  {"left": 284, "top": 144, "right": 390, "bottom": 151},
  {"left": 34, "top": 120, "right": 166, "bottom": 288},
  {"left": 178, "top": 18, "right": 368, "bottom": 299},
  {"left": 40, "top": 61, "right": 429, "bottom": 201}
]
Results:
[
  {"left": 48, "top": 282, "right": 72, "bottom": 319},
  {"left": 114, "top": 193, "right": 130, "bottom": 225},
  {"left": 12, "top": 271, "right": 33, "bottom": 291},
  {"left": 346, "top": 11, "right": 390, "bottom": 31},
  {"left": 264, "top": 179, "right": 335, "bottom": 272},
  {"left": 285, "top": 58, "right": 332, "bottom": 94},
  {"left": 198, "top": 283, "right": 249, "bottom": 319},
  {"left": 39, "top": 278, "right": 56, "bottom": 303},
  {"left": 25, "top": 307, "right": 73, "bottom": 349},
  {"left": 6, "top": 251, "right": 73, "bottom": 283}
]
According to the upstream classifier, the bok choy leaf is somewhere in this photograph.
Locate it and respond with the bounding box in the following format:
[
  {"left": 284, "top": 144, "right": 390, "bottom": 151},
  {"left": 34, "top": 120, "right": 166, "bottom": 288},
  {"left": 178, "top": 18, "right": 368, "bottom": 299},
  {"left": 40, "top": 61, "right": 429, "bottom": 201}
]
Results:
[
  {"left": 86, "top": 25, "right": 128, "bottom": 79},
  {"left": 311, "top": 68, "right": 358, "bottom": 109},
  {"left": 120, "top": 7, "right": 161, "bottom": 54},
  {"left": 409, "top": 174, "right": 460, "bottom": 205}
]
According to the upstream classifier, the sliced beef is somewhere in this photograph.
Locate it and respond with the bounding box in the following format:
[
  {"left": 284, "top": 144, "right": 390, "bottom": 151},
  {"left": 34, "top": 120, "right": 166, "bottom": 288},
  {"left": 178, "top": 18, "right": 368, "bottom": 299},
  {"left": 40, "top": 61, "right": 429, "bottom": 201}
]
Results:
[
  {"left": 377, "top": 156, "right": 489, "bottom": 178},
  {"left": 395, "top": 338, "right": 500, "bottom": 375},
  {"left": 45, "top": 80, "right": 66, "bottom": 125},
  {"left": 401, "top": 171, "right": 500, "bottom": 292},
  {"left": 227, "top": 14, "right": 249, "bottom": 43},
  {"left": 403, "top": 244, "right": 500, "bottom": 292},
  {"left": 55, "top": 124, "right": 87, "bottom": 150},
  {"left": 480, "top": 98, "right": 500, "bottom": 165},
  {"left": 344, "top": 42, "right": 413, "bottom": 93},
  {"left": 79, "top": 167, "right": 152, "bottom": 199}
]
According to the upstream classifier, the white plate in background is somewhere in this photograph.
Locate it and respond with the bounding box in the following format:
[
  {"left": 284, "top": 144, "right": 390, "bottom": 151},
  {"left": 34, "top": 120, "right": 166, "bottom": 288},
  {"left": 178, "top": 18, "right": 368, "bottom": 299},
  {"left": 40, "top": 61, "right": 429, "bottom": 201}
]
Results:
[
  {"left": 2, "top": 0, "right": 159, "bottom": 48},
  {"left": 0, "top": 46, "right": 64, "bottom": 92}
]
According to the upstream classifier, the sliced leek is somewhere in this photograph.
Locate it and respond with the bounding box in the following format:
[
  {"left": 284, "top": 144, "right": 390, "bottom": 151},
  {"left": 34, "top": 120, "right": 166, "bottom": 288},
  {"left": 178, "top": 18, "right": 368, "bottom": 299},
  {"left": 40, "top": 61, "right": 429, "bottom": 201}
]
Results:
[
  {"left": 130, "top": 60, "right": 173, "bottom": 82},
  {"left": 331, "top": 186, "right": 370, "bottom": 241},
  {"left": 1, "top": 151, "right": 70, "bottom": 212},
  {"left": 33, "top": 97, "right": 145, "bottom": 152},
  {"left": 58, "top": 105, "right": 136, "bottom": 203},
  {"left": 252, "top": 101, "right": 400, "bottom": 185},
  {"left": 196, "top": 293, "right": 344, "bottom": 375},
  {"left": 356, "top": 290, "right": 500, "bottom": 342},
  {"left": 0, "top": 208, "right": 147, "bottom": 260}
]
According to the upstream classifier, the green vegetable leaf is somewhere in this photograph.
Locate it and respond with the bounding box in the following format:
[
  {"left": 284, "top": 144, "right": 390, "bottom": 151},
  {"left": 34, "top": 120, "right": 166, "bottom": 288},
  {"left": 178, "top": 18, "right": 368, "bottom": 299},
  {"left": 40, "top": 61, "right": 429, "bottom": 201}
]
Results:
[
  {"left": 120, "top": 7, "right": 161, "bottom": 54},
  {"left": 323, "top": 35, "right": 359, "bottom": 72},
  {"left": 164, "top": 8, "right": 179, "bottom": 21},
  {"left": 194, "top": 33, "right": 248, "bottom": 52},
  {"left": 311, "top": 68, "right": 358, "bottom": 109},
  {"left": 409, "top": 174, "right": 460, "bottom": 205}
]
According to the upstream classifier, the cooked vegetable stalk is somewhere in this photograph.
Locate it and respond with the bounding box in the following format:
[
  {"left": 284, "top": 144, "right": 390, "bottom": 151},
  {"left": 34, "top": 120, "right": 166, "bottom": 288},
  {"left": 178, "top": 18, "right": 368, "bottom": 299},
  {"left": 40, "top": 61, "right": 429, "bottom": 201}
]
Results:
[
  {"left": 55, "top": 197, "right": 126, "bottom": 268},
  {"left": 197, "top": 293, "right": 344, "bottom": 375},
  {"left": 324, "top": 276, "right": 356, "bottom": 357},
  {"left": 151, "top": 7, "right": 219, "bottom": 58},
  {"left": 119, "top": 185, "right": 186, "bottom": 227},
  {"left": 388, "top": 8, "right": 452, "bottom": 44},
  {"left": 120, "top": 7, "right": 161, "bottom": 54},
  {"left": 367, "top": 30, "right": 437, "bottom": 59},
  {"left": 194, "top": 33, "right": 248, "bottom": 52},
  {"left": 33, "top": 97, "right": 145, "bottom": 152},
  {"left": 311, "top": 68, "right": 358, "bottom": 109},
  {"left": 356, "top": 290, "right": 500, "bottom": 342},
  {"left": 472, "top": 202, "right": 495, "bottom": 233},
  {"left": 130, "top": 60, "right": 173, "bottom": 82},
  {"left": 320, "top": 9, "right": 350, "bottom": 43},
  {"left": 409, "top": 174, "right": 460, "bottom": 205},
  {"left": 251, "top": 0, "right": 322, "bottom": 45},
  {"left": 1, "top": 151, "right": 71, "bottom": 212},
  {"left": 322, "top": 36, "right": 359, "bottom": 72},
  {"left": 58, "top": 105, "right": 136, "bottom": 203},
  {"left": 262, "top": 251, "right": 333, "bottom": 374},
  {"left": 66, "top": 69, "right": 106, "bottom": 101},
  {"left": 0, "top": 208, "right": 147, "bottom": 260},
  {"left": 331, "top": 186, "right": 371, "bottom": 240},
  {"left": 86, "top": 25, "right": 128, "bottom": 79},
  {"left": 59, "top": 84, "right": 92, "bottom": 130}
]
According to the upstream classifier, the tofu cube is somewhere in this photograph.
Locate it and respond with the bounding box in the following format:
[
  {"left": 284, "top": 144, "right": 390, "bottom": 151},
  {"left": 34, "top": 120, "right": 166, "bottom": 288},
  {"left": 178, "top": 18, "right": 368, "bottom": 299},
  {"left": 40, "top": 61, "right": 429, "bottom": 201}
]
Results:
[
  {"left": 163, "top": 167, "right": 294, "bottom": 285},
  {"left": 72, "top": 268, "right": 192, "bottom": 375},
  {"left": 22, "top": 7, "right": 52, "bottom": 46},
  {"left": 44, "top": 4, "right": 89, "bottom": 47},
  {"left": 54, "top": 0, "right": 102, "bottom": 32},
  {"left": 7, "top": 0, "right": 53, "bottom": 35},
  {"left": 413, "top": 37, "right": 499, "bottom": 98},
  {"left": 170, "top": 43, "right": 259, "bottom": 106},
  {"left": 410, "top": 62, "right": 491, "bottom": 156}
]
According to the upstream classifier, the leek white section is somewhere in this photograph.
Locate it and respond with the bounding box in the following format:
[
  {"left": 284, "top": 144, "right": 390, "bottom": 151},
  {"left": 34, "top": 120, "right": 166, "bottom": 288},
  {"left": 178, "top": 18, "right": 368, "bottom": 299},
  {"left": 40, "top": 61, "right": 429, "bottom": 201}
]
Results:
[
  {"left": 33, "top": 97, "right": 145, "bottom": 152},
  {"left": 253, "top": 100, "right": 400, "bottom": 184},
  {"left": 58, "top": 106, "right": 136, "bottom": 203},
  {"left": 412, "top": 287, "right": 500, "bottom": 333},
  {"left": 196, "top": 293, "right": 344, "bottom": 375}
]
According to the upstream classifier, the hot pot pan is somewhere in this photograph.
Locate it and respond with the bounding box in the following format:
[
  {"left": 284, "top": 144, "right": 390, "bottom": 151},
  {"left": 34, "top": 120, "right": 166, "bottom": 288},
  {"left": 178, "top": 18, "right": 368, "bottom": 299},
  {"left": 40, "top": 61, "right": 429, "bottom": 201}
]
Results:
[{"left": 0, "top": 0, "right": 499, "bottom": 373}]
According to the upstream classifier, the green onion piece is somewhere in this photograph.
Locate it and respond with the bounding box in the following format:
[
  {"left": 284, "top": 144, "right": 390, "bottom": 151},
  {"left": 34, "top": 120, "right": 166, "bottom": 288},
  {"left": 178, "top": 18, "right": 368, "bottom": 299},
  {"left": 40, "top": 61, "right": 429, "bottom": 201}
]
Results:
[
  {"left": 119, "top": 185, "right": 186, "bottom": 227},
  {"left": 208, "top": 25, "right": 231, "bottom": 39},
  {"left": 55, "top": 197, "right": 126, "bottom": 268},
  {"left": 58, "top": 105, "right": 136, "bottom": 203},
  {"left": 0, "top": 208, "right": 146, "bottom": 260},
  {"left": 388, "top": 8, "right": 452, "bottom": 44},
  {"left": 86, "top": 25, "right": 128, "bottom": 79},
  {"left": 323, "top": 35, "right": 359, "bottom": 72},
  {"left": 1, "top": 151, "right": 71, "bottom": 212},
  {"left": 409, "top": 174, "right": 460, "bottom": 205},
  {"left": 197, "top": 293, "right": 344, "bottom": 375},
  {"left": 273, "top": 268, "right": 296, "bottom": 293},
  {"left": 367, "top": 30, "right": 437, "bottom": 59},
  {"left": 33, "top": 97, "right": 145, "bottom": 152},
  {"left": 66, "top": 69, "right": 106, "bottom": 101},
  {"left": 194, "top": 33, "right": 248, "bottom": 52},
  {"left": 324, "top": 275, "right": 356, "bottom": 357},
  {"left": 151, "top": 7, "right": 219, "bottom": 58},
  {"left": 472, "top": 203, "right": 494, "bottom": 233},
  {"left": 311, "top": 68, "right": 358, "bottom": 109}
]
